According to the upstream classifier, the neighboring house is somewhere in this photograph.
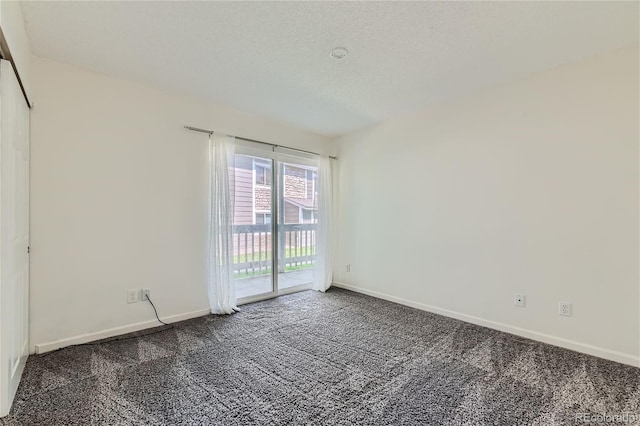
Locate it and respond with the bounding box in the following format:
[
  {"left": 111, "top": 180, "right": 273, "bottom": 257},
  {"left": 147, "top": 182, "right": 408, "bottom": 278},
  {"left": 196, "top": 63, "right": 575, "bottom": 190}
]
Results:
[{"left": 233, "top": 156, "right": 317, "bottom": 226}]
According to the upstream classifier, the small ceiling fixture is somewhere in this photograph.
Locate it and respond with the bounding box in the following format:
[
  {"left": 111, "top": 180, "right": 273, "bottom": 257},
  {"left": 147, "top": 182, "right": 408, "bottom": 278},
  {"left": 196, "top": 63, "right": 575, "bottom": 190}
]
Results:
[{"left": 329, "top": 47, "right": 348, "bottom": 60}]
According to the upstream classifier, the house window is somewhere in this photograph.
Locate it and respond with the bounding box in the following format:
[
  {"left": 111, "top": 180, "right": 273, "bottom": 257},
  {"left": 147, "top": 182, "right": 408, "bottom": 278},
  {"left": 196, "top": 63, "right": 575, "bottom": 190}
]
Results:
[
  {"left": 255, "top": 213, "right": 271, "bottom": 225},
  {"left": 255, "top": 163, "right": 272, "bottom": 186},
  {"left": 302, "top": 209, "right": 314, "bottom": 223}
]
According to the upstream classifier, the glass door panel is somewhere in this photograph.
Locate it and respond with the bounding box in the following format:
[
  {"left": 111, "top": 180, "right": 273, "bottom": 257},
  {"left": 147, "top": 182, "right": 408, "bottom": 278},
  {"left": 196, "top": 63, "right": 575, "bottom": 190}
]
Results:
[
  {"left": 233, "top": 153, "right": 275, "bottom": 300},
  {"left": 276, "top": 160, "right": 318, "bottom": 291}
]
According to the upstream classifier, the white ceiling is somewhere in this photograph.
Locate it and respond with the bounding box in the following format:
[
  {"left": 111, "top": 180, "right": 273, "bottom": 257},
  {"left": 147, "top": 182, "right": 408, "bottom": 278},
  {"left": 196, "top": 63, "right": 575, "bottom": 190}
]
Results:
[{"left": 21, "top": 1, "right": 639, "bottom": 136}]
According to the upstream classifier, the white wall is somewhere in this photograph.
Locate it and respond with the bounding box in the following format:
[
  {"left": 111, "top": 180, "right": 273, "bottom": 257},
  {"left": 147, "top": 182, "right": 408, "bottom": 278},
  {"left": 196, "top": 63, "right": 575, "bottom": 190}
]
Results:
[
  {"left": 334, "top": 46, "right": 639, "bottom": 366},
  {"left": 0, "top": 1, "right": 31, "bottom": 101},
  {"left": 29, "top": 56, "right": 334, "bottom": 352}
]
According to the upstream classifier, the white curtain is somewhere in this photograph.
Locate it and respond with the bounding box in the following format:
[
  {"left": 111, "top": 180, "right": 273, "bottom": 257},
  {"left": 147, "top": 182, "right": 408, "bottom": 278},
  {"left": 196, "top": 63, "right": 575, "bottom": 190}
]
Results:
[
  {"left": 208, "top": 133, "right": 238, "bottom": 314},
  {"left": 312, "top": 156, "right": 334, "bottom": 292}
]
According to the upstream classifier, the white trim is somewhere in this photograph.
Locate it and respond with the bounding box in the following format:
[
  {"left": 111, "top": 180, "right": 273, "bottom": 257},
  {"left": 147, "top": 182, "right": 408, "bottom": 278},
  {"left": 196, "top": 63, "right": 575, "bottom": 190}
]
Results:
[
  {"left": 332, "top": 282, "right": 639, "bottom": 367},
  {"left": 251, "top": 158, "right": 257, "bottom": 224},
  {"left": 34, "top": 308, "right": 211, "bottom": 354},
  {"left": 304, "top": 169, "right": 309, "bottom": 198},
  {"left": 282, "top": 164, "right": 289, "bottom": 197},
  {"left": 311, "top": 169, "right": 317, "bottom": 207}
]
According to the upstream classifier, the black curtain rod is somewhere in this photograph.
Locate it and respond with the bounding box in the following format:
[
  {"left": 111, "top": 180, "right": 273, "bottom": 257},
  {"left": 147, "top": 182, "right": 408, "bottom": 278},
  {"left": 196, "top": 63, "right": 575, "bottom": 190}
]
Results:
[{"left": 184, "top": 126, "right": 337, "bottom": 160}]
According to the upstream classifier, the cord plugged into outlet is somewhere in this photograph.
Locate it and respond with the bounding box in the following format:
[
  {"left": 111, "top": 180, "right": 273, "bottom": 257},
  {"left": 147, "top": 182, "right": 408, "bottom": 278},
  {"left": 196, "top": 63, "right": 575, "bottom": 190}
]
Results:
[
  {"left": 140, "top": 289, "right": 151, "bottom": 302},
  {"left": 140, "top": 290, "right": 170, "bottom": 326},
  {"left": 126, "top": 288, "right": 170, "bottom": 326},
  {"left": 43, "top": 290, "right": 172, "bottom": 358}
]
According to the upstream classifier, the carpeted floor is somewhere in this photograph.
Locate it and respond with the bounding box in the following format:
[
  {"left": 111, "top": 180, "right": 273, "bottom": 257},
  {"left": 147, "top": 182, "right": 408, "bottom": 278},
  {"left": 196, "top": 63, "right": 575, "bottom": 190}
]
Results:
[{"left": 2, "top": 288, "right": 639, "bottom": 425}]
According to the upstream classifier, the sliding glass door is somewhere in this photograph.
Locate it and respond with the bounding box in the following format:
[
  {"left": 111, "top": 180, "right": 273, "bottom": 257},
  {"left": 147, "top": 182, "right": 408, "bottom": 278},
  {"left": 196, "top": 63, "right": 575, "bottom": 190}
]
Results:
[
  {"left": 233, "top": 148, "right": 317, "bottom": 302},
  {"left": 233, "top": 152, "right": 275, "bottom": 299},
  {"left": 276, "top": 159, "right": 318, "bottom": 292}
]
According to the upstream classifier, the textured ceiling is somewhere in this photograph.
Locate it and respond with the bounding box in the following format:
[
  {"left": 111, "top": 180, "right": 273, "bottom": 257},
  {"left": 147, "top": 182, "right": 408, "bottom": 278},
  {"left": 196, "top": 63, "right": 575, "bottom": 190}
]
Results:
[{"left": 20, "top": 1, "right": 639, "bottom": 136}]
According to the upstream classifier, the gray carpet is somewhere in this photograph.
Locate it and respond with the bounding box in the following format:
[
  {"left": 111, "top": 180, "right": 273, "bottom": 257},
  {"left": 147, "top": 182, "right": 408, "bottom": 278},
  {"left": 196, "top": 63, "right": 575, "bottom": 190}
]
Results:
[{"left": 2, "top": 288, "right": 639, "bottom": 425}]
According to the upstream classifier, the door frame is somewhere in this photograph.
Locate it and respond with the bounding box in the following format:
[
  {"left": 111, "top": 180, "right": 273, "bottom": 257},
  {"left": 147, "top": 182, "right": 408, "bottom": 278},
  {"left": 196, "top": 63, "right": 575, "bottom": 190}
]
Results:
[{"left": 234, "top": 144, "right": 314, "bottom": 305}]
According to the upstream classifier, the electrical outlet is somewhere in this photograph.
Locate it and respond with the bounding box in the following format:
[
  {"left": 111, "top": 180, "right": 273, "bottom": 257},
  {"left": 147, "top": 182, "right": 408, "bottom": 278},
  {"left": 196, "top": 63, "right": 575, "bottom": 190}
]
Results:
[
  {"left": 127, "top": 290, "right": 138, "bottom": 304},
  {"left": 559, "top": 302, "right": 572, "bottom": 317},
  {"left": 346, "top": 264, "right": 351, "bottom": 272},
  {"left": 514, "top": 294, "right": 526, "bottom": 307},
  {"left": 140, "top": 289, "right": 151, "bottom": 302}
]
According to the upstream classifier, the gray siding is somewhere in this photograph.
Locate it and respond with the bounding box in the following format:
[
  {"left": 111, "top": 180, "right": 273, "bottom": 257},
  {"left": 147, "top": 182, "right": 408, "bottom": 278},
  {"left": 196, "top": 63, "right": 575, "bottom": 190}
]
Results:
[
  {"left": 232, "top": 157, "right": 316, "bottom": 226},
  {"left": 284, "top": 202, "right": 300, "bottom": 224},
  {"left": 233, "top": 155, "right": 255, "bottom": 225}
]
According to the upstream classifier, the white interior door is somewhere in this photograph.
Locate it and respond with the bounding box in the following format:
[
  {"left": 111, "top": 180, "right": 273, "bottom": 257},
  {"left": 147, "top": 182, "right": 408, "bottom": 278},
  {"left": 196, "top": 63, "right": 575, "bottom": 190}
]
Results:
[{"left": 0, "top": 60, "right": 29, "bottom": 417}]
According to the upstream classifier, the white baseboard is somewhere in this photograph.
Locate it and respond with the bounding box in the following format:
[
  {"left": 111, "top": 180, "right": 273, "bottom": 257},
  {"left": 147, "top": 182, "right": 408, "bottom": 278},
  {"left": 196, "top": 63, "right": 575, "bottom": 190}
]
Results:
[
  {"left": 34, "top": 308, "right": 211, "bottom": 354},
  {"left": 332, "top": 282, "right": 639, "bottom": 367}
]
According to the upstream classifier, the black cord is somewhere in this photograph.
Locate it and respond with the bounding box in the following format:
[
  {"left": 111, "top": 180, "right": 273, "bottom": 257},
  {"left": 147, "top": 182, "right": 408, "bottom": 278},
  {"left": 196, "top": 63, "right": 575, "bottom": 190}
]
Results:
[
  {"left": 39, "top": 293, "right": 173, "bottom": 357},
  {"left": 144, "top": 294, "right": 171, "bottom": 327}
]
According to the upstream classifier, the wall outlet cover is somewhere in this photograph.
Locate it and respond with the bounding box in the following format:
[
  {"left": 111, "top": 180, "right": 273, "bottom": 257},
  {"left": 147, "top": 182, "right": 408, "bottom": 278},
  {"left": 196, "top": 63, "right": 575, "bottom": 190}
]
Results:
[
  {"left": 127, "top": 290, "right": 138, "bottom": 304},
  {"left": 559, "top": 302, "right": 572, "bottom": 317}
]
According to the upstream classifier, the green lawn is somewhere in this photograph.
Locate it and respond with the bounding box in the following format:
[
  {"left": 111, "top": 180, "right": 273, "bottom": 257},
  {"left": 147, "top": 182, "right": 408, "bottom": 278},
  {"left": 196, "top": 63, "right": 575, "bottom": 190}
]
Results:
[
  {"left": 233, "top": 246, "right": 315, "bottom": 278},
  {"left": 233, "top": 246, "right": 316, "bottom": 264},
  {"left": 234, "top": 263, "right": 313, "bottom": 279}
]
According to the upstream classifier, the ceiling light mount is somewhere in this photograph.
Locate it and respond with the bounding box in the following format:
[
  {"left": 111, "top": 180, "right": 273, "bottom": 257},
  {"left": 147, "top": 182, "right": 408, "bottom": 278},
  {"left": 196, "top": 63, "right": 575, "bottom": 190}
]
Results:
[{"left": 329, "top": 47, "right": 348, "bottom": 60}]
